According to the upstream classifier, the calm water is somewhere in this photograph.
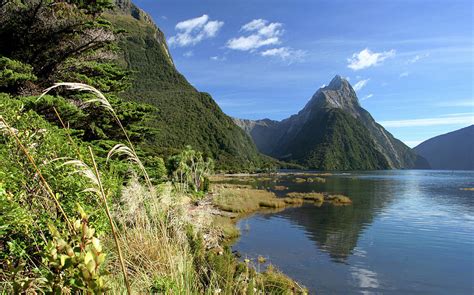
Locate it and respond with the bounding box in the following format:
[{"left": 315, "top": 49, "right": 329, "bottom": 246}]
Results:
[{"left": 232, "top": 170, "right": 474, "bottom": 294}]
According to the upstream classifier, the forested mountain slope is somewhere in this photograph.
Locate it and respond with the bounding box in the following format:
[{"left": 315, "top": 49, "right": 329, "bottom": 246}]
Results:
[
  {"left": 105, "top": 1, "right": 266, "bottom": 171},
  {"left": 235, "top": 76, "right": 427, "bottom": 170}
]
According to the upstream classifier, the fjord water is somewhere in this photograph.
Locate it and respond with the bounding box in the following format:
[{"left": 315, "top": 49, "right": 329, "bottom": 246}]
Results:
[{"left": 233, "top": 171, "right": 474, "bottom": 294}]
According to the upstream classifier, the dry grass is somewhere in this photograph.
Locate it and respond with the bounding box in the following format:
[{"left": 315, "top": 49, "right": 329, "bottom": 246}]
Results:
[
  {"left": 285, "top": 192, "right": 352, "bottom": 206},
  {"left": 294, "top": 177, "right": 306, "bottom": 183},
  {"left": 306, "top": 177, "right": 326, "bottom": 183},
  {"left": 282, "top": 197, "right": 305, "bottom": 205},
  {"left": 212, "top": 215, "right": 240, "bottom": 240},
  {"left": 286, "top": 192, "right": 324, "bottom": 202},
  {"left": 460, "top": 188, "right": 474, "bottom": 191},
  {"left": 212, "top": 186, "right": 287, "bottom": 214},
  {"left": 326, "top": 194, "right": 352, "bottom": 205},
  {"left": 110, "top": 178, "right": 198, "bottom": 293},
  {"left": 273, "top": 185, "right": 288, "bottom": 191},
  {"left": 110, "top": 179, "right": 308, "bottom": 294}
]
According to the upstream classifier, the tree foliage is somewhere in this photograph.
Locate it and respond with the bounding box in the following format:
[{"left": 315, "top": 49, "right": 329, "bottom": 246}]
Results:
[
  {"left": 169, "top": 146, "right": 214, "bottom": 193},
  {"left": 0, "top": 0, "right": 116, "bottom": 93}
]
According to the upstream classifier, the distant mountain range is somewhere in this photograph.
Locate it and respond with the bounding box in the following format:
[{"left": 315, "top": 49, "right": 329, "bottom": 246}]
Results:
[
  {"left": 414, "top": 125, "right": 474, "bottom": 170},
  {"left": 235, "top": 76, "right": 428, "bottom": 170},
  {"left": 107, "top": 1, "right": 470, "bottom": 172}
]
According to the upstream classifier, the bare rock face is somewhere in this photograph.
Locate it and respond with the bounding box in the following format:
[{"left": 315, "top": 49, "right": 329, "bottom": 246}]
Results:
[{"left": 235, "top": 75, "right": 423, "bottom": 170}]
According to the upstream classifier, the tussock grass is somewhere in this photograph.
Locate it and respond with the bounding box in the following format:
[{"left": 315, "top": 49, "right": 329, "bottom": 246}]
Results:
[
  {"left": 212, "top": 215, "right": 240, "bottom": 240},
  {"left": 274, "top": 185, "right": 289, "bottom": 191},
  {"left": 2, "top": 82, "right": 308, "bottom": 293},
  {"left": 286, "top": 192, "right": 352, "bottom": 205},
  {"left": 109, "top": 178, "right": 199, "bottom": 293},
  {"left": 213, "top": 186, "right": 286, "bottom": 213},
  {"left": 286, "top": 192, "right": 324, "bottom": 202},
  {"left": 294, "top": 177, "right": 306, "bottom": 183},
  {"left": 326, "top": 194, "right": 352, "bottom": 205},
  {"left": 306, "top": 177, "right": 326, "bottom": 183}
]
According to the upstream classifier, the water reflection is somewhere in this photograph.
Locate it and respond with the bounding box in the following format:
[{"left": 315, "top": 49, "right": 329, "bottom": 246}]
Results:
[{"left": 233, "top": 170, "right": 474, "bottom": 294}]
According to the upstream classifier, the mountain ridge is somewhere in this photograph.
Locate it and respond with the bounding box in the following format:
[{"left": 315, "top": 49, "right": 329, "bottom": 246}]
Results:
[
  {"left": 414, "top": 125, "right": 474, "bottom": 170},
  {"left": 235, "top": 75, "right": 425, "bottom": 170},
  {"left": 104, "top": 1, "right": 268, "bottom": 171}
]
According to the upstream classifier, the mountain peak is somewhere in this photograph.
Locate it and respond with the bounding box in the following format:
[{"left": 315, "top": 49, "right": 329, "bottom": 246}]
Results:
[
  {"left": 305, "top": 75, "right": 360, "bottom": 113},
  {"left": 326, "top": 75, "right": 350, "bottom": 91}
]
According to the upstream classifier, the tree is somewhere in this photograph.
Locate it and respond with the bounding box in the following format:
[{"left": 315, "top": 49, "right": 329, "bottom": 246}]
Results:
[
  {"left": 0, "top": 0, "right": 116, "bottom": 93},
  {"left": 169, "top": 146, "right": 214, "bottom": 193}
]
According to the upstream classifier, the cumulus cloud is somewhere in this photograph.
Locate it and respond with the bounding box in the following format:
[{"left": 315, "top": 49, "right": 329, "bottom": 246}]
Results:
[
  {"left": 347, "top": 48, "right": 396, "bottom": 70},
  {"left": 226, "top": 19, "right": 283, "bottom": 51},
  {"left": 353, "top": 79, "right": 370, "bottom": 91},
  {"left": 169, "top": 15, "right": 224, "bottom": 47},
  {"left": 260, "top": 47, "right": 306, "bottom": 63}
]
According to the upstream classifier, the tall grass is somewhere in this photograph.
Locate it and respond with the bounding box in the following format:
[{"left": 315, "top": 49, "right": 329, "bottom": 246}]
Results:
[
  {"left": 38, "top": 82, "right": 152, "bottom": 189},
  {"left": 2, "top": 82, "right": 308, "bottom": 294},
  {"left": 62, "top": 148, "right": 132, "bottom": 294}
]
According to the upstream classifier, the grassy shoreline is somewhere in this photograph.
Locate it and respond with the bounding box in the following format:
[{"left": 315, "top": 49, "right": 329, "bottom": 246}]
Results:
[{"left": 193, "top": 173, "right": 353, "bottom": 293}]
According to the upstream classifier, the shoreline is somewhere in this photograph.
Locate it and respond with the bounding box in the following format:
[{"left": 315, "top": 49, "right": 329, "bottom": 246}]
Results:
[{"left": 188, "top": 173, "right": 353, "bottom": 293}]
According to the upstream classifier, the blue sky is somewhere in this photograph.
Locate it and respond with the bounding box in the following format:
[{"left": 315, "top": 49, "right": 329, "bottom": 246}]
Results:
[{"left": 133, "top": 0, "right": 473, "bottom": 147}]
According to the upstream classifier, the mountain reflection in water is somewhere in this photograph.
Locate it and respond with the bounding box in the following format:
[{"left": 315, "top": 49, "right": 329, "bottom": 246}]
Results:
[{"left": 233, "top": 170, "right": 474, "bottom": 294}]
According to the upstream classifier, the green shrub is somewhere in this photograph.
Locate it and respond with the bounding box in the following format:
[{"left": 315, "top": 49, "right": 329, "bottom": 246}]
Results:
[{"left": 0, "top": 56, "right": 36, "bottom": 91}]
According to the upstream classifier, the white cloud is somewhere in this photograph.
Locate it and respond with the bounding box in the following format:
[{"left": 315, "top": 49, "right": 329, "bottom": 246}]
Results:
[
  {"left": 362, "top": 94, "right": 374, "bottom": 100},
  {"left": 435, "top": 99, "right": 474, "bottom": 107},
  {"left": 183, "top": 50, "right": 194, "bottom": 57},
  {"left": 210, "top": 55, "right": 227, "bottom": 62},
  {"left": 260, "top": 47, "right": 307, "bottom": 63},
  {"left": 400, "top": 72, "right": 409, "bottom": 77},
  {"left": 347, "top": 48, "right": 396, "bottom": 70},
  {"left": 380, "top": 114, "right": 474, "bottom": 128},
  {"left": 227, "top": 19, "right": 283, "bottom": 51},
  {"left": 169, "top": 15, "right": 224, "bottom": 47},
  {"left": 407, "top": 52, "right": 429, "bottom": 64},
  {"left": 353, "top": 79, "right": 370, "bottom": 91}
]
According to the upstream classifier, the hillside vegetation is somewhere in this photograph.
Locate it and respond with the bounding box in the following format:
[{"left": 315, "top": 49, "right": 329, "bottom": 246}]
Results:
[
  {"left": 103, "top": 2, "right": 268, "bottom": 172},
  {"left": 0, "top": 0, "right": 305, "bottom": 293},
  {"left": 235, "top": 76, "right": 425, "bottom": 170}
]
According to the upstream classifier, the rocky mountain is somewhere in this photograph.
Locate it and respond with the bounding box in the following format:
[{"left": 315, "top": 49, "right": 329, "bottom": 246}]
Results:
[
  {"left": 104, "top": 1, "right": 266, "bottom": 171},
  {"left": 414, "top": 125, "right": 474, "bottom": 170},
  {"left": 235, "top": 75, "right": 426, "bottom": 170}
]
